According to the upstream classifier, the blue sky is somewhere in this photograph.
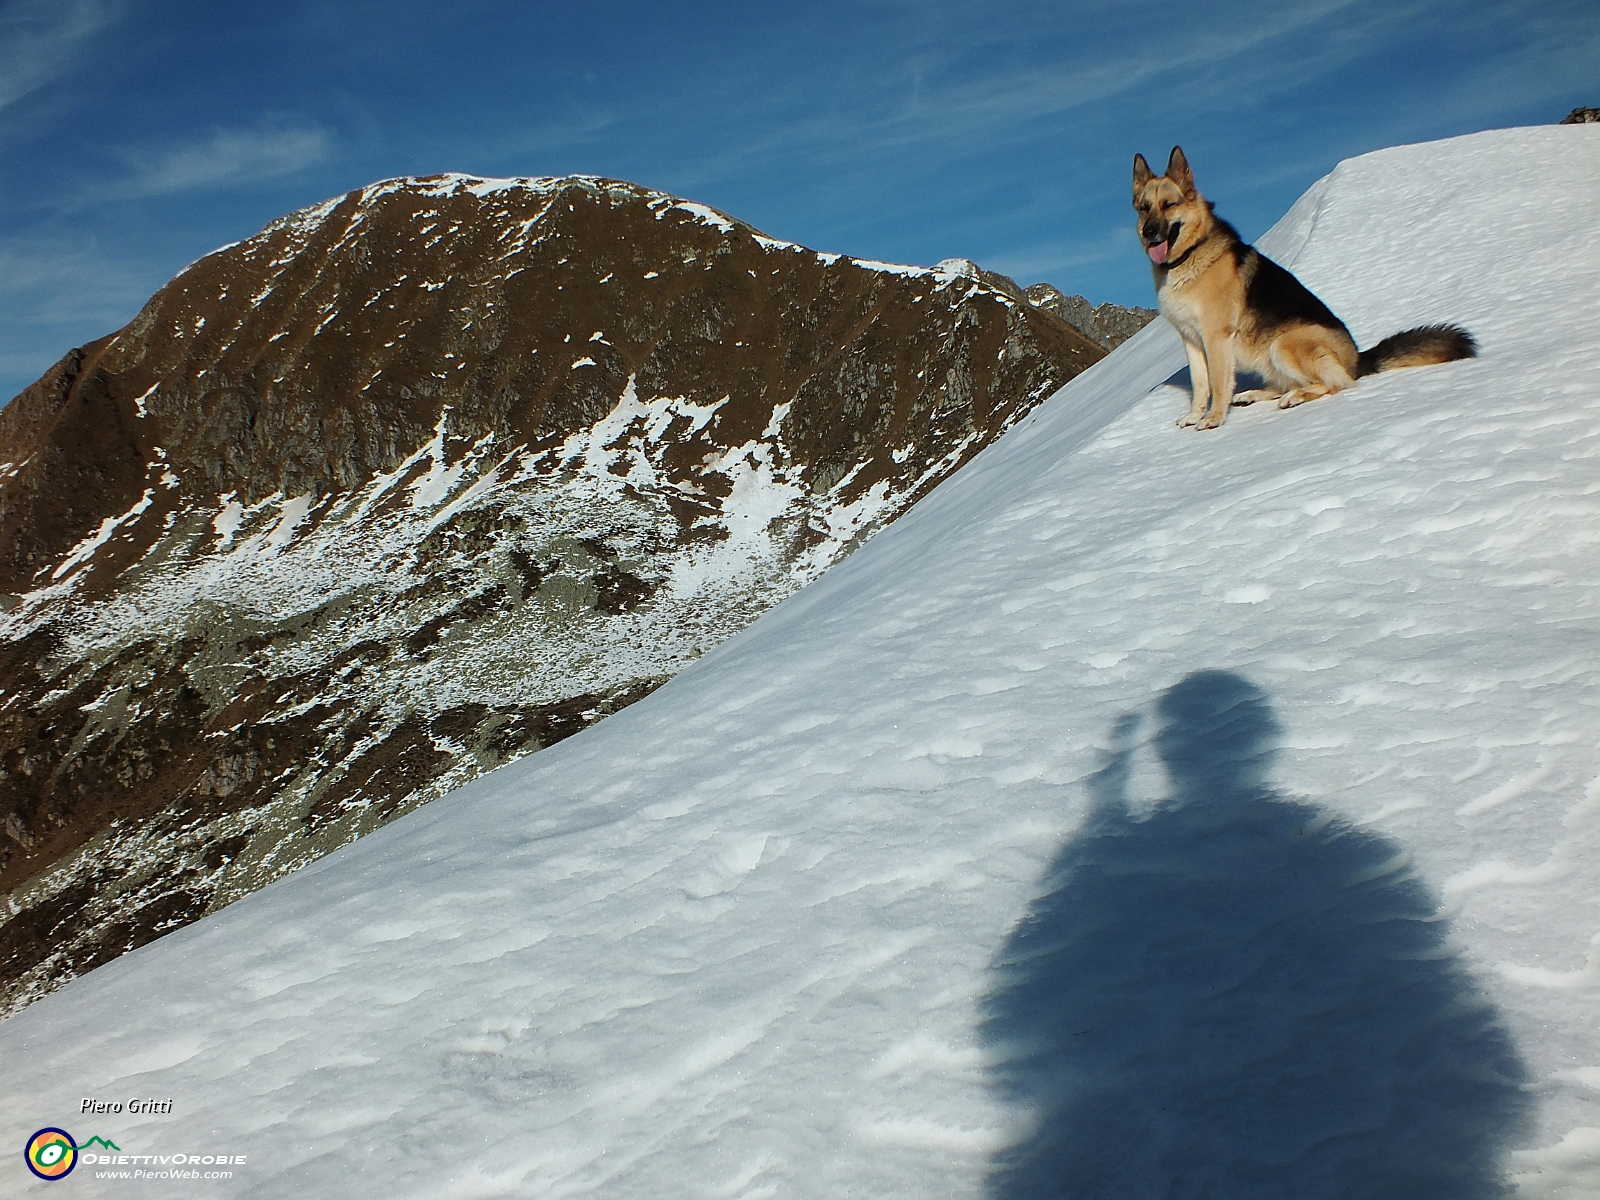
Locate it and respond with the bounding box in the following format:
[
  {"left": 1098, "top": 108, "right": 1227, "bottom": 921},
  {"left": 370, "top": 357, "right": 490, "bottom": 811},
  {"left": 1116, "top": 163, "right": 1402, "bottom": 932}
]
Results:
[{"left": 1, "top": 0, "right": 1592, "bottom": 401}]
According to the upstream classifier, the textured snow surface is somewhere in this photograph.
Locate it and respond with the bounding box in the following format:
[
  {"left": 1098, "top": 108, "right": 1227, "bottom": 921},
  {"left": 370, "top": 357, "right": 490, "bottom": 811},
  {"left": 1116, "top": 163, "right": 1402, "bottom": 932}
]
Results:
[{"left": 3, "top": 126, "right": 1597, "bottom": 1197}]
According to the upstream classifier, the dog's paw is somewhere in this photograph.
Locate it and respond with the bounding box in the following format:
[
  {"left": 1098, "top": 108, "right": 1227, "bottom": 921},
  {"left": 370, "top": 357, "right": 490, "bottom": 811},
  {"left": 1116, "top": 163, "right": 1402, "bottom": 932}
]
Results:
[
  {"left": 1232, "top": 389, "right": 1274, "bottom": 407},
  {"left": 1198, "top": 414, "right": 1224, "bottom": 430},
  {"left": 1177, "top": 414, "right": 1200, "bottom": 427}
]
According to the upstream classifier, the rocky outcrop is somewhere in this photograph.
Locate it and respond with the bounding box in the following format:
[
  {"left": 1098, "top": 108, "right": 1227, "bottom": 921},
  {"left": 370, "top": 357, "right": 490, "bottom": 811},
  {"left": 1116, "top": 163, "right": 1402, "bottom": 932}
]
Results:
[
  {"left": 928, "top": 260, "right": 1157, "bottom": 352},
  {"left": 1559, "top": 107, "right": 1599, "bottom": 124},
  {"left": 0, "top": 174, "right": 1107, "bottom": 1014},
  {"left": 1022, "top": 283, "right": 1157, "bottom": 350}
]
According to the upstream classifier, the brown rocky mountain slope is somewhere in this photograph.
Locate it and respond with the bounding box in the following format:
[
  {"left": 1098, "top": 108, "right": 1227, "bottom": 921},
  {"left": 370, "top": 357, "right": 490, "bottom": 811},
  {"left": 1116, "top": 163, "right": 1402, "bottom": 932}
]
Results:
[{"left": 0, "top": 172, "right": 1137, "bottom": 1015}]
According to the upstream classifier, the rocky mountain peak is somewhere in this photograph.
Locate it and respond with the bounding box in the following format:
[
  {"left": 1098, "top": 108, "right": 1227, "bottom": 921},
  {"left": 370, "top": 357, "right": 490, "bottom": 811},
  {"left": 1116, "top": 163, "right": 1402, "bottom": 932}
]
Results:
[{"left": 0, "top": 172, "right": 1114, "bottom": 1013}]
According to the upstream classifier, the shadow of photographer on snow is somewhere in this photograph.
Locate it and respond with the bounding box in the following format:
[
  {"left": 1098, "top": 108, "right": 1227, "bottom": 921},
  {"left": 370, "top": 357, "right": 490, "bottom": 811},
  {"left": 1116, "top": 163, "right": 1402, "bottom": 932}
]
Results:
[{"left": 981, "top": 670, "right": 1531, "bottom": 1198}]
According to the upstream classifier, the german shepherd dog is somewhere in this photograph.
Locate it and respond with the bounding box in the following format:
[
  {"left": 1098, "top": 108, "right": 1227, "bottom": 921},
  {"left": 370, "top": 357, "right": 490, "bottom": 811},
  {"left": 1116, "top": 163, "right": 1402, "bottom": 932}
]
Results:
[{"left": 1133, "top": 146, "right": 1475, "bottom": 429}]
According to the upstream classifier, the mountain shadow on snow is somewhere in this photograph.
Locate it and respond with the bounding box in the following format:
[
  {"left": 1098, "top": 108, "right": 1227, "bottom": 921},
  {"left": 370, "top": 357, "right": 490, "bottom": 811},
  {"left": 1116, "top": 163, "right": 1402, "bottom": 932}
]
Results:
[{"left": 979, "top": 670, "right": 1532, "bottom": 1199}]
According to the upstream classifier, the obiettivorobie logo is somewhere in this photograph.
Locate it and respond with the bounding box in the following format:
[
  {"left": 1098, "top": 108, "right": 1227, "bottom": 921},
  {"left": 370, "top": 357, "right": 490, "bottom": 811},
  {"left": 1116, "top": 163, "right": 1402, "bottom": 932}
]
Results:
[
  {"left": 24, "top": 1130, "right": 120, "bottom": 1181},
  {"left": 23, "top": 1127, "right": 247, "bottom": 1183}
]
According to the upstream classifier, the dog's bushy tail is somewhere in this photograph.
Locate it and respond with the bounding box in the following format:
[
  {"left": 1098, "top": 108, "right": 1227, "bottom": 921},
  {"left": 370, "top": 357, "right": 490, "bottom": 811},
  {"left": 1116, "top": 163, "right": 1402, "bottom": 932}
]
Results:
[{"left": 1356, "top": 324, "right": 1477, "bottom": 378}]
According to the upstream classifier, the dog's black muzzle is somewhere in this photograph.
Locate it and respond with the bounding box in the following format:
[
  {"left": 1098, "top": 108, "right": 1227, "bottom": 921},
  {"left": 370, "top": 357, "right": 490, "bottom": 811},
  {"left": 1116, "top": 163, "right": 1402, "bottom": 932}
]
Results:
[{"left": 1143, "top": 219, "right": 1179, "bottom": 249}]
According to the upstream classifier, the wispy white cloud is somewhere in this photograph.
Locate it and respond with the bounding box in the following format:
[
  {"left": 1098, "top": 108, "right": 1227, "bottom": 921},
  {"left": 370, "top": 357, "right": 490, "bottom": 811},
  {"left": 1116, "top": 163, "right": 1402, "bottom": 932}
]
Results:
[
  {"left": 984, "top": 224, "right": 1140, "bottom": 287},
  {"left": 0, "top": 0, "right": 123, "bottom": 112},
  {"left": 0, "top": 238, "right": 149, "bottom": 325},
  {"left": 110, "top": 119, "right": 333, "bottom": 197},
  {"left": 666, "top": 0, "right": 1385, "bottom": 190}
]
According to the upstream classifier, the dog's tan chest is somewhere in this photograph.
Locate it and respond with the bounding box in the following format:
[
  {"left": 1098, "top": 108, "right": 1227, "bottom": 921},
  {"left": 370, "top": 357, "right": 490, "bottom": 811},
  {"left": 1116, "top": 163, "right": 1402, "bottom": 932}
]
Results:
[
  {"left": 1155, "top": 281, "right": 1205, "bottom": 344},
  {"left": 1156, "top": 248, "right": 1244, "bottom": 343}
]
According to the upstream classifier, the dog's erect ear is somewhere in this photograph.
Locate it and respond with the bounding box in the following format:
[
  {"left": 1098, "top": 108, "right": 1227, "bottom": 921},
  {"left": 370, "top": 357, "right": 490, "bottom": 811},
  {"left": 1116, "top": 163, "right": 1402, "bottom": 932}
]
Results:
[
  {"left": 1167, "top": 146, "right": 1194, "bottom": 195},
  {"left": 1133, "top": 152, "right": 1153, "bottom": 192}
]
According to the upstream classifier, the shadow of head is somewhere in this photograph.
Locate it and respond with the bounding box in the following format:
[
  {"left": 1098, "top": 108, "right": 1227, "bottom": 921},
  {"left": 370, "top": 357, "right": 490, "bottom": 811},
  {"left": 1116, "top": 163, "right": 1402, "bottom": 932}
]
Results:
[
  {"left": 980, "top": 671, "right": 1532, "bottom": 1199},
  {"left": 1154, "top": 668, "right": 1279, "bottom": 795}
]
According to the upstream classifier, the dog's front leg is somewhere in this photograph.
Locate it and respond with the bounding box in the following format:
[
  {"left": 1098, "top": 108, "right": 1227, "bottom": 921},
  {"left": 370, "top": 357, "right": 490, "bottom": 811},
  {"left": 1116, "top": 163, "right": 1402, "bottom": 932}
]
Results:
[
  {"left": 1179, "top": 338, "right": 1211, "bottom": 427},
  {"left": 1198, "top": 329, "right": 1237, "bottom": 429}
]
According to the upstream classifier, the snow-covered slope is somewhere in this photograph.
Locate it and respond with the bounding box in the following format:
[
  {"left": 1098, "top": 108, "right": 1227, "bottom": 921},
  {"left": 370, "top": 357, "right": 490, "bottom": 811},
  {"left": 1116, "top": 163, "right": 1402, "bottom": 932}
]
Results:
[{"left": 3, "top": 125, "right": 1596, "bottom": 1197}]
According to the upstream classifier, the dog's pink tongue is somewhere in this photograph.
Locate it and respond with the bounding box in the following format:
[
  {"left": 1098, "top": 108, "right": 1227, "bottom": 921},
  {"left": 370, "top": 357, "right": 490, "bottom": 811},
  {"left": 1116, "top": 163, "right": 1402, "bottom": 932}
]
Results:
[{"left": 1147, "top": 240, "right": 1169, "bottom": 264}]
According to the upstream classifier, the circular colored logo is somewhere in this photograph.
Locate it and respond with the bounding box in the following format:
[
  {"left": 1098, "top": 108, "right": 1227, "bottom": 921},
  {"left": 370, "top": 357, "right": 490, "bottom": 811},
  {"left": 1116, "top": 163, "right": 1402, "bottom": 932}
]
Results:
[{"left": 25, "top": 1129, "right": 77, "bottom": 1181}]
